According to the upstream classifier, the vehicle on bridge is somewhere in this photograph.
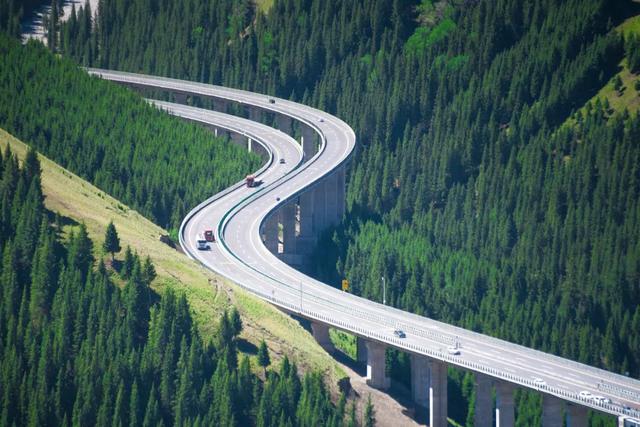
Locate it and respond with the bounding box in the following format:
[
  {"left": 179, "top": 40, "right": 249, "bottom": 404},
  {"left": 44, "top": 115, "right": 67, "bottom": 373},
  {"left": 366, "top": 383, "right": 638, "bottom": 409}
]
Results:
[
  {"left": 394, "top": 329, "right": 406, "bottom": 338},
  {"left": 204, "top": 230, "right": 215, "bottom": 242},
  {"left": 197, "top": 234, "right": 208, "bottom": 250},
  {"left": 245, "top": 174, "right": 263, "bottom": 188}
]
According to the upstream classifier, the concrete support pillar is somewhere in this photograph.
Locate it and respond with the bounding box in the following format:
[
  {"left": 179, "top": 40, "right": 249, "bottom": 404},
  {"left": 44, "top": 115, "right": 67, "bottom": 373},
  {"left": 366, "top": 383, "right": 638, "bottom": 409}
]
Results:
[
  {"left": 310, "top": 322, "right": 335, "bottom": 354},
  {"left": 618, "top": 417, "right": 640, "bottom": 427},
  {"left": 356, "top": 336, "right": 368, "bottom": 363},
  {"left": 566, "top": 404, "right": 588, "bottom": 427},
  {"left": 495, "top": 382, "right": 515, "bottom": 427},
  {"left": 325, "top": 174, "right": 340, "bottom": 227},
  {"left": 263, "top": 215, "right": 278, "bottom": 255},
  {"left": 174, "top": 92, "right": 187, "bottom": 104},
  {"left": 247, "top": 138, "right": 252, "bottom": 153},
  {"left": 312, "top": 183, "right": 326, "bottom": 235},
  {"left": 429, "top": 360, "right": 448, "bottom": 427},
  {"left": 281, "top": 202, "right": 296, "bottom": 255},
  {"left": 296, "top": 191, "right": 316, "bottom": 256},
  {"left": 277, "top": 114, "right": 292, "bottom": 136},
  {"left": 410, "top": 354, "right": 430, "bottom": 409},
  {"left": 301, "top": 125, "right": 316, "bottom": 160},
  {"left": 213, "top": 98, "right": 227, "bottom": 113},
  {"left": 474, "top": 373, "right": 493, "bottom": 427},
  {"left": 365, "top": 341, "right": 390, "bottom": 390},
  {"left": 541, "top": 395, "right": 564, "bottom": 427}
]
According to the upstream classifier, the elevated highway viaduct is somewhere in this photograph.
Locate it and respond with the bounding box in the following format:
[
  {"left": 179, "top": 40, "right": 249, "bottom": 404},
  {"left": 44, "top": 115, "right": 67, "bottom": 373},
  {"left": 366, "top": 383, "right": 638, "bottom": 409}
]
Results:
[{"left": 89, "top": 69, "right": 640, "bottom": 427}]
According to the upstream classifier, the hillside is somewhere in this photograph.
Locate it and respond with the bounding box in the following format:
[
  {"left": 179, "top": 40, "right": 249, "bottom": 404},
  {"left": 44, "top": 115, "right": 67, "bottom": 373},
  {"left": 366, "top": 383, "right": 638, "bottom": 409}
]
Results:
[
  {"left": 0, "top": 127, "right": 344, "bottom": 381},
  {"left": 0, "top": 131, "right": 355, "bottom": 426},
  {"left": 56, "top": 0, "right": 640, "bottom": 425},
  {"left": 571, "top": 14, "right": 640, "bottom": 119}
]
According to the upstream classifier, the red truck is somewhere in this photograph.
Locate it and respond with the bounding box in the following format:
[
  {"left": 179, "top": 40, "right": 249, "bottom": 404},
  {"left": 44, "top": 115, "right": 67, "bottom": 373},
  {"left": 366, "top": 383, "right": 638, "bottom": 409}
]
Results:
[
  {"left": 245, "top": 175, "right": 262, "bottom": 188},
  {"left": 204, "top": 230, "right": 215, "bottom": 242}
]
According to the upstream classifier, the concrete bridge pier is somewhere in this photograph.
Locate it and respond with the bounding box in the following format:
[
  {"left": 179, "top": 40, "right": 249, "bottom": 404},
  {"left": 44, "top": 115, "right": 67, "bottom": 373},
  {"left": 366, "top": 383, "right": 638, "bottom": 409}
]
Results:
[
  {"left": 542, "top": 395, "right": 564, "bottom": 427},
  {"left": 296, "top": 191, "right": 316, "bottom": 257},
  {"left": 280, "top": 202, "right": 305, "bottom": 266},
  {"left": 410, "top": 354, "right": 430, "bottom": 409},
  {"left": 429, "top": 359, "right": 448, "bottom": 427},
  {"left": 263, "top": 214, "right": 279, "bottom": 255},
  {"left": 277, "top": 114, "right": 292, "bottom": 136},
  {"left": 495, "top": 381, "right": 515, "bottom": 427},
  {"left": 475, "top": 373, "right": 493, "bottom": 427},
  {"left": 312, "top": 182, "right": 327, "bottom": 235},
  {"left": 356, "top": 336, "right": 368, "bottom": 363},
  {"left": 301, "top": 126, "right": 316, "bottom": 160},
  {"left": 566, "top": 403, "right": 588, "bottom": 427},
  {"left": 324, "top": 173, "right": 340, "bottom": 227},
  {"left": 366, "top": 341, "right": 390, "bottom": 390},
  {"left": 310, "top": 322, "right": 335, "bottom": 354}
]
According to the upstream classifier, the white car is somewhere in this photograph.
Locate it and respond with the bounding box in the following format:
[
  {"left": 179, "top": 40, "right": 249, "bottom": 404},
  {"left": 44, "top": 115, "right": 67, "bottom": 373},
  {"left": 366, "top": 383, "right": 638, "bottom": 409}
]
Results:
[
  {"left": 579, "top": 391, "right": 593, "bottom": 399},
  {"left": 447, "top": 346, "right": 461, "bottom": 355},
  {"left": 533, "top": 378, "right": 546, "bottom": 387},
  {"left": 592, "top": 396, "right": 610, "bottom": 404}
]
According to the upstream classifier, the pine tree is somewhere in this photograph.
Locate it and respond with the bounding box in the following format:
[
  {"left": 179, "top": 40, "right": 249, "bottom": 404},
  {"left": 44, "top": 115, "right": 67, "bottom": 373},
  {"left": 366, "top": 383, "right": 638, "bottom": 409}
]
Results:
[
  {"left": 364, "top": 394, "right": 375, "bottom": 427},
  {"left": 230, "top": 307, "right": 242, "bottom": 337},
  {"left": 257, "top": 340, "right": 270, "bottom": 375},
  {"left": 103, "top": 220, "right": 121, "bottom": 262}
]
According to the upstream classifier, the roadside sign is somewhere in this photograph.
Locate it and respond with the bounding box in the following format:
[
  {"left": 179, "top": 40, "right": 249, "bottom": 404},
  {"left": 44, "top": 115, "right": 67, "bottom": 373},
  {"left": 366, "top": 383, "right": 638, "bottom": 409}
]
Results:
[{"left": 342, "top": 279, "right": 349, "bottom": 292}]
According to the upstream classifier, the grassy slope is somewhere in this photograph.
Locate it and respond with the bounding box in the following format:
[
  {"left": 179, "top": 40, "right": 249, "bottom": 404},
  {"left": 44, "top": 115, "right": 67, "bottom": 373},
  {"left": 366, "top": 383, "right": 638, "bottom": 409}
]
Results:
[
  {"left": 255, "top": 0, "right": 274, "bottom": 14},
  {"left": 0, "top": 128, "right": 346, "bottom": 384},
  {"left": 576, "top": 15, "right": 640, "bottom": 117}
]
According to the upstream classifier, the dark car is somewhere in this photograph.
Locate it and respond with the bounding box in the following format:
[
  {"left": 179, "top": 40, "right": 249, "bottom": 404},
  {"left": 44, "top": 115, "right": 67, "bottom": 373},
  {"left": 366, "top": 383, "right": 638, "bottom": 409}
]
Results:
[{"left": 393, "top": 329, "right": 406, "bottom": 338}]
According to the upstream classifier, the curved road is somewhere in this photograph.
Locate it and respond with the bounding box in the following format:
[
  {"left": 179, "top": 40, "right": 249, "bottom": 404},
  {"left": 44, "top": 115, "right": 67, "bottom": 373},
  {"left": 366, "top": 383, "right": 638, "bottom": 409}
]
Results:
[{"left": 90, "top": 69, "right": 640, "bottom": 421}]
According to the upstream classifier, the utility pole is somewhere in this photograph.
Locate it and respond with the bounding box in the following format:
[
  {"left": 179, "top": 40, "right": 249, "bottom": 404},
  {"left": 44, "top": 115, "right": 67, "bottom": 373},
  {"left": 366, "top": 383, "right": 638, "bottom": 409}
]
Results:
[
  {"left": 381, "top": 276, "right": 386, "bottom": 305},
  {"left": 300, "top": 282, "right": 303, "bottom": 312}
]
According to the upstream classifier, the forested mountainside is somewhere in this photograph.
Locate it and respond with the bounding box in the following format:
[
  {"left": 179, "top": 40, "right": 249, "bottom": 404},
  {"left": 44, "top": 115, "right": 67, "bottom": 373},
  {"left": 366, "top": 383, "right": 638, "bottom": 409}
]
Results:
[
  {"left": 0, "top": 34, "right": 261, "bottom": 232},
  {"left": 60, "top": 0, "right": 640, "bottom": 373},
  {"left": 0, "top": 0, "right": 48, "bottom": 37},
  {"left": 0, "top": 148, "right": 348, "bottom": 426}
]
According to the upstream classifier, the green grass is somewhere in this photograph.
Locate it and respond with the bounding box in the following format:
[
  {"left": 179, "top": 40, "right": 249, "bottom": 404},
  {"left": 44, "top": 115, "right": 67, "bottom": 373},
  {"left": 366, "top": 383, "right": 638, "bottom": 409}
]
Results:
[
  {"left": 563, "top": 16, "right": 640, "bottom": 127},
  {"left": 0, "top": 127, "right": 346, "bottom": 385},
  {"left": 620, "top": 14, "right": 640, "bottom": 39},
  {"left": 255, "top": 0, "right": 274, "bottom": 14},
  {"left": 330, "top": 329, "right": 357, "bottom": 359}
]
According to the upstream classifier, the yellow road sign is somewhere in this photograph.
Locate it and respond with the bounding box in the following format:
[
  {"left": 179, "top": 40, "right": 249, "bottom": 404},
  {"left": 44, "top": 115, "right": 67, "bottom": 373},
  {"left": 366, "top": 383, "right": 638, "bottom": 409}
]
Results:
[{"left": 342, "top": 279, "right": 350, "bottom": 292}]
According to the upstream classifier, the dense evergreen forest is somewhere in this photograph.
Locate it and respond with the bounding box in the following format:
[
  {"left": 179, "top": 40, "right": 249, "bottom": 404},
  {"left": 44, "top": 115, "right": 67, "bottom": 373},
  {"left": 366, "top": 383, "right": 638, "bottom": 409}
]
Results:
[
  {"left": 0, "top": 34, "right": 261, "bottom": 232},
  {"left": 58, "top": 0, "right": 640, "bottom": 366},
  {"left": 0, "top": 148, "right": 351, "bottom": 426},
  {"left": 0, "top": 0, "right": 50, "bottom": 37},
  {"left": 1, "top": 0, "right": 636, "bottom": 424}
]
